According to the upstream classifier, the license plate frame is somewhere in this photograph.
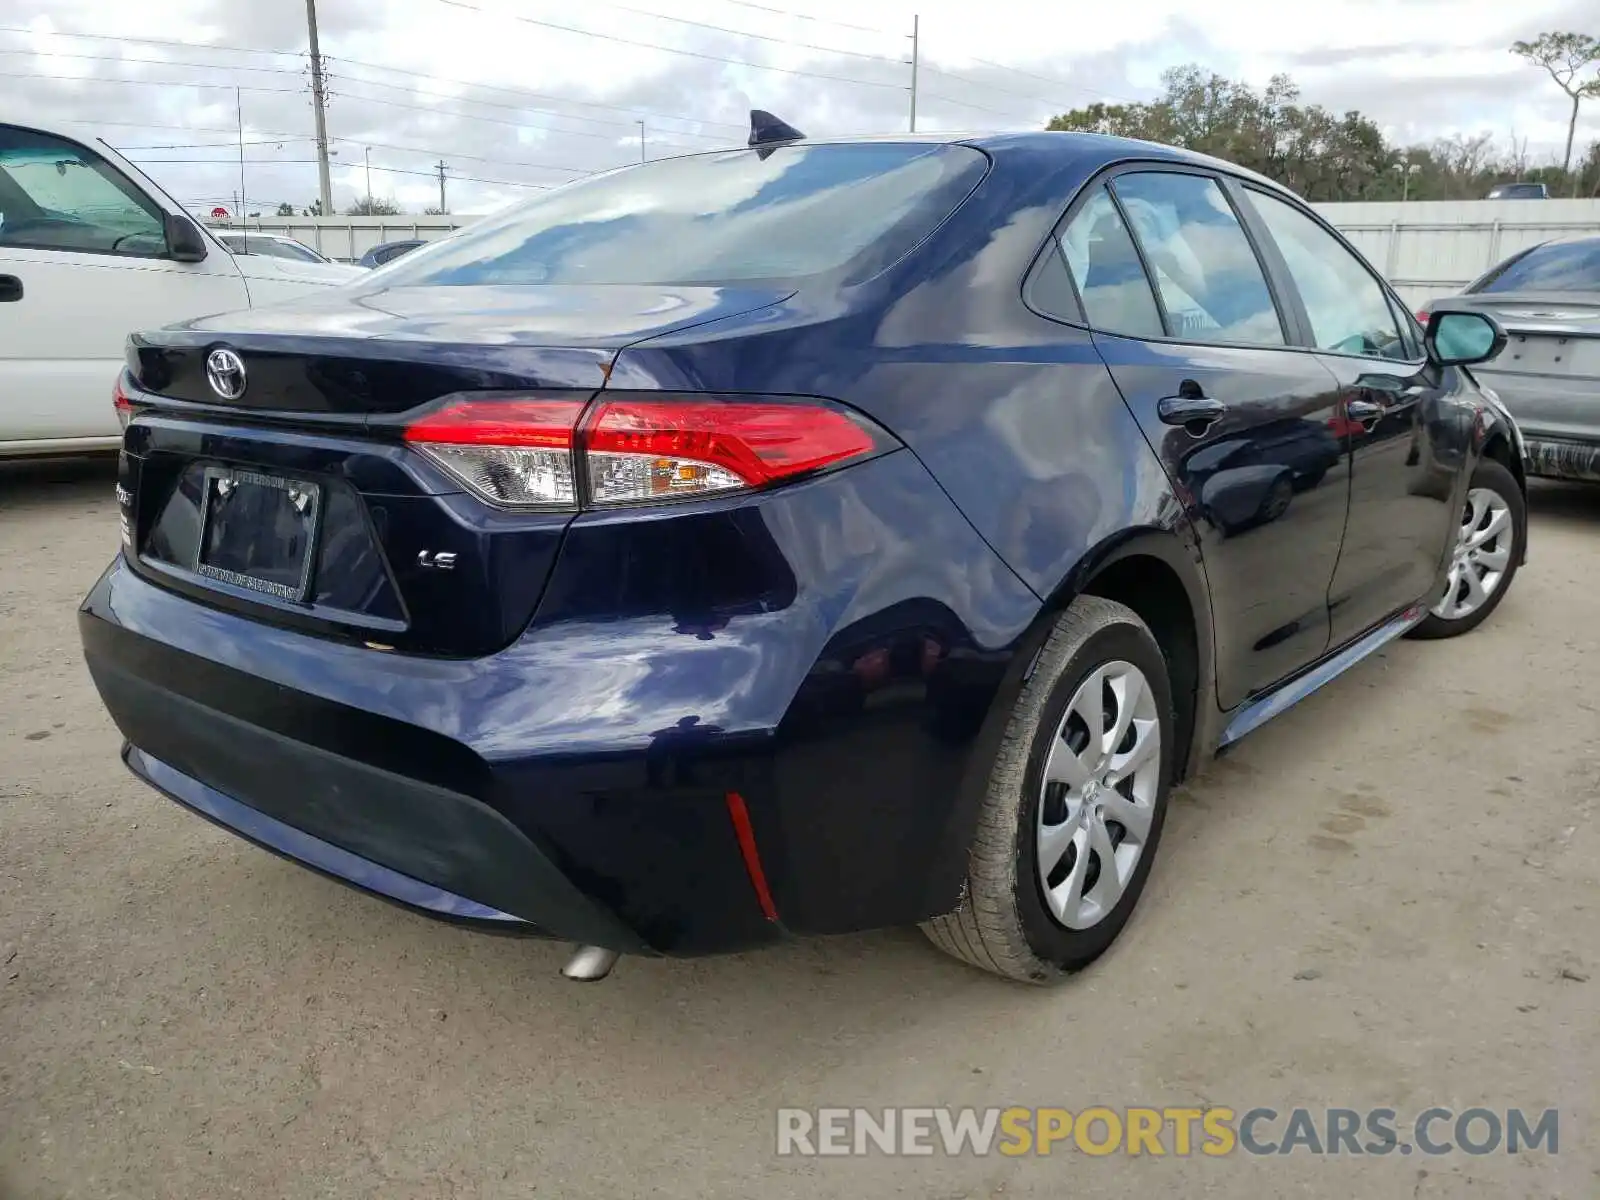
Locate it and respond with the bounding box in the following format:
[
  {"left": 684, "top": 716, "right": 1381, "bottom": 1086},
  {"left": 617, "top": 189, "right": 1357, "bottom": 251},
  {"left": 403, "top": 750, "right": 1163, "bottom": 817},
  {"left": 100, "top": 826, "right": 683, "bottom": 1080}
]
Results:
[{"left": 194, "top": 466, "right": 321, "bottom": 602}]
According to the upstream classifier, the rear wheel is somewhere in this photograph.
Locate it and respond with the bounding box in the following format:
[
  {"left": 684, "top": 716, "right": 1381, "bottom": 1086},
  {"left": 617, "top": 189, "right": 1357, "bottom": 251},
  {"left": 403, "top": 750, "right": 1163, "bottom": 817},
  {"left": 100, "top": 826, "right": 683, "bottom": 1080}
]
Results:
[
  {"left": 1407, "top": 458, "right": 1524, "bottom": 640},
  {"left": 922, "top": 596, "right": 1174, "bottom": 983}
]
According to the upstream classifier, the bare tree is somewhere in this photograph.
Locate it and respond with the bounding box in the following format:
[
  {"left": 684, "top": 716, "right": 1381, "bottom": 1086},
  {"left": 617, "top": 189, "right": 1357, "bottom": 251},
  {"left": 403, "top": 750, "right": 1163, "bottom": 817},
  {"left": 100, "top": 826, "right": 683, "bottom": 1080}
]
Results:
[{"left": 1511, "top": 32, "right": 1600, "bottom": 182}]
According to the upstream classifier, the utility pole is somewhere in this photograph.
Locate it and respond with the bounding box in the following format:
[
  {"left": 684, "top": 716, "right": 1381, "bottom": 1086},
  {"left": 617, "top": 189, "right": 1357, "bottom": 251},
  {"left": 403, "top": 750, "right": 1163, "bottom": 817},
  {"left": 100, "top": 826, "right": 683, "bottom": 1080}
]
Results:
[
  {"left": 435, "top": 160, "right": 448, "bottom": 214},
  {"left": 364, "top": 146, "right": 372, "bottom": 209},
  {"left": 907, "top": 15, "right": 919, "bottom": 132},
  {"left": 637, "top": 120, "right": 646, "bottom": 163},
  {"left": 236, "top": 87, "right": 248, "bottom": 243},
  {"left": 305, "top": 0, "right": 333, "bottom": 218}
]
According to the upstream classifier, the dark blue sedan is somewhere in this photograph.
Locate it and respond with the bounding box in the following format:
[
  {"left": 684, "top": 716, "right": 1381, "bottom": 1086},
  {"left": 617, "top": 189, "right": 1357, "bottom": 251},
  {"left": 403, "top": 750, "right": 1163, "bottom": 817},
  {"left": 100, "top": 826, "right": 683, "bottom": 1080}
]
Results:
[{"left": 85, "top": 121, "right": 1525, "bottom": 982}]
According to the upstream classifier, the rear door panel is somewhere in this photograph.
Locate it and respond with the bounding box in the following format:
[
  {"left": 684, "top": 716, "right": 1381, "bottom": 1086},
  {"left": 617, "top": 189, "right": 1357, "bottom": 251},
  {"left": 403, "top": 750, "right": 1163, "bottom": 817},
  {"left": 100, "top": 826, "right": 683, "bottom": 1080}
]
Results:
[{"left": 1097, "top": 335, "right": 1349, "bottom": 706}]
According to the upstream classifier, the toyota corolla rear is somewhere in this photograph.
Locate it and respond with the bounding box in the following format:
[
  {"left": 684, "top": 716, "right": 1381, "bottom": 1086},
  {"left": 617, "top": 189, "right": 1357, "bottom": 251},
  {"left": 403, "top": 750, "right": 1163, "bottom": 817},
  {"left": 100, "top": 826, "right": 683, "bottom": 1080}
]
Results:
[{"left": 79, "top": 138, "right": 1037, "bottom": 958}]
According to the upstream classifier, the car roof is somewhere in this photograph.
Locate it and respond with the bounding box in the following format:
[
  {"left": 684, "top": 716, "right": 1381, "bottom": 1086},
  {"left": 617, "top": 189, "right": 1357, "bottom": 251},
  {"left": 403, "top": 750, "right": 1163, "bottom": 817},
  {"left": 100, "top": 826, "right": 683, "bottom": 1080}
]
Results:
[{"left": 685, "top": 129, "right": 1298, "bottom": 200}]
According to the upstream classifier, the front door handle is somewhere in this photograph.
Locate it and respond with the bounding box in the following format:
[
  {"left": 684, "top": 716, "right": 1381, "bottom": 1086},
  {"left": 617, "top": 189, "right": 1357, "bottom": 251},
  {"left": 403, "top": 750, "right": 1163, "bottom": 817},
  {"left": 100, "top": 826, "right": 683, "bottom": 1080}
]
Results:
[
  {"left": 1346, "top": 398, "right": 1384, "bottom": 430},
  {"left": 1158, "top": 394, "right": 1227, "bottom": 437},
  {"left": 0, "top": 275, "right": 21, "bottom": 303}
]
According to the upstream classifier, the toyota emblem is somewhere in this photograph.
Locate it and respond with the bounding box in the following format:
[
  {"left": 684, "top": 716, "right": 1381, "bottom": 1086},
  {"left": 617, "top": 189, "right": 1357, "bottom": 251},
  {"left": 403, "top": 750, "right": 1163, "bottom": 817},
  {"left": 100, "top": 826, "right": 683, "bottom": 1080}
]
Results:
[{"left": 205, "top": 348, "right": 247, "bottom": 400}]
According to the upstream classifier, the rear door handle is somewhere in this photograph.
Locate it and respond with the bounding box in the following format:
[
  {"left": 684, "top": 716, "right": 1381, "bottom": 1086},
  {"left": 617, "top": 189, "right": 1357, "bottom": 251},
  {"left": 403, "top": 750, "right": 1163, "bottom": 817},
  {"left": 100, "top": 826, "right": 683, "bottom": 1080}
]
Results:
[
  {"left": 0, "top": 275, "right": 21, "bottom": 303},
  {"left": 1157, "top": 394, "right": 1227, "bottom": 436}
]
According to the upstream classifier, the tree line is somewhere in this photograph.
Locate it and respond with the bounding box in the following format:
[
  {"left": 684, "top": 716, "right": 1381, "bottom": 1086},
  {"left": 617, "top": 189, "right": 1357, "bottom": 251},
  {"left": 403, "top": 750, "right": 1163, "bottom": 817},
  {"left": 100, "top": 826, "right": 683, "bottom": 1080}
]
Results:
[{"left": 1046, "top": 33, "right": 1600, "bottom": 203}]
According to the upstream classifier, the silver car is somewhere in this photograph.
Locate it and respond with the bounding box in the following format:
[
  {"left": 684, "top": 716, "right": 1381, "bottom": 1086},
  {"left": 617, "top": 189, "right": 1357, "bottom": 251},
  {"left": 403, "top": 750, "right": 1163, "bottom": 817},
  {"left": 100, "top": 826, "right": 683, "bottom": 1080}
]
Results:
[{"left": 1423, "top": 235, "right": 1600, "bottom": 482}]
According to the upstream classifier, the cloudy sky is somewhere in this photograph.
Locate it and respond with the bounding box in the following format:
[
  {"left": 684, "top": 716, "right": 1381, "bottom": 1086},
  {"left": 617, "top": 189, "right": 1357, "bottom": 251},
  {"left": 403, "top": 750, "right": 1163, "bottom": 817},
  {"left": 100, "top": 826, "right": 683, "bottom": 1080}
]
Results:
[{"left": 5, "top": 0, "right": 1597, "bottom": 216}]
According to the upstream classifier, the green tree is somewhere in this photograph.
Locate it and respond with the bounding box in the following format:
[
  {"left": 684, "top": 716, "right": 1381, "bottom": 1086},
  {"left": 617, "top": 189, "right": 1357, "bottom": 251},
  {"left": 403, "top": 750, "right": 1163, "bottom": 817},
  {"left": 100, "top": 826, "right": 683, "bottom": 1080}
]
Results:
[
  {"left": 1046, "top": 67, "right": 1392, "bottom": 202},
  {"left": 1510, "top": 32, "right": 1600, "bottom": 180},
  {"left": 275, "top": 202, "right": 295, "bottom": 217},
  {"left": 346, "top": 197, "right": 402, "bottom": 216}
]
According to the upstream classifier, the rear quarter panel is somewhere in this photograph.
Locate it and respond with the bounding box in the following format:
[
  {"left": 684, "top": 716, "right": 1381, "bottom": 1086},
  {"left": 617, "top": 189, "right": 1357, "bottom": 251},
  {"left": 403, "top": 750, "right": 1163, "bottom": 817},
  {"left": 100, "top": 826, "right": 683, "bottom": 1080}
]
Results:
[{"left": 594, "top": 141, "right": 1204, "bottom": 930}]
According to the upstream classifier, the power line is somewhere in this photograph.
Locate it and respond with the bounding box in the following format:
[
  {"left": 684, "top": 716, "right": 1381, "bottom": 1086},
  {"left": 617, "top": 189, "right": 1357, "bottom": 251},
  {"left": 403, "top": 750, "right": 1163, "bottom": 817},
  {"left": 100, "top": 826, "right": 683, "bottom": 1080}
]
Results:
[
  {"left": 429, "top": 0, "right": 908, "bottom": 91},
  {"left": 0, "top": 46, "right": 308, "bottom": 77},
  {"left": 961, "top": 54, "right": 1143, "bottom": 107},
  {"left": 0, "top": 25, "right": 307, "bottom": 62},
  {"left": 325, "top": 85, "right": 672, "bottom": 163},
  {"left": 571, "top": 0, "right": 902, "bottom": 64},
  {"left": 116, "top": 138, "right": 316, "bottom": 150},
  {"left": 918, "top": 90, "right": 1038, "bottom": 120},
  {"left": 920, "top": 62, "right": 1126, "bottom": 113},
  {"left": 327, "top": 55, "right": 745, "bottom": 134},
  {"left": 325, "top": 71, "right": 727, "bottom": 145},
  {"left": 715, "top": 0, "right": 896, "bottom": 36},
  {"left": 125, "top": 153, "right": 549, "bottom": 191},
  {"left": 0, "top": 69, "right": 309, "bottom": 95}
]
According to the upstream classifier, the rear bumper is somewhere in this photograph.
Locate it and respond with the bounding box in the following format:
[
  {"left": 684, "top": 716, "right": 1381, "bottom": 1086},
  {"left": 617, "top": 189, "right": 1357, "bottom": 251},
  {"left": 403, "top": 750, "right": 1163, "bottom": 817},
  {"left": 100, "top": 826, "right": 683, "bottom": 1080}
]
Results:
[
  {"left": 1523, "top": 435, "right": 1600, "bottom": 482},
  {"left": 80, "top": 447, "right": 1043, "bottom": 954},
  {"left": 127, "top": 746, "right": 538, "bottom": 931}
]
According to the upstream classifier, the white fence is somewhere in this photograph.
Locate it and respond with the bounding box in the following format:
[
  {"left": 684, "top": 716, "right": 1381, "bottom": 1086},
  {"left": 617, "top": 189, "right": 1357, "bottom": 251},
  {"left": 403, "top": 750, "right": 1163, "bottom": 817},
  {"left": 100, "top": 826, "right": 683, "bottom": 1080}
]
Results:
[
  {"left": 210, "top": 200, "right": 1600, "bottom": 303},
  {"left": 207, "top": 215, "right": 464, "bottom": 264},
  {"left": 1317, "top": 199, "right": 1600, "bottom": 305}
]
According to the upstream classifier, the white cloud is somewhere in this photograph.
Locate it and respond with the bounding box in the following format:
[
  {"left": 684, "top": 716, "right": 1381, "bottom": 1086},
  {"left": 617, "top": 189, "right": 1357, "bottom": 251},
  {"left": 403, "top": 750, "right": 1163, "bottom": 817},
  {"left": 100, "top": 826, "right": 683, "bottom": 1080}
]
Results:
[{"left": 4, "top": 0, "right": 1596, "bottom": 216}]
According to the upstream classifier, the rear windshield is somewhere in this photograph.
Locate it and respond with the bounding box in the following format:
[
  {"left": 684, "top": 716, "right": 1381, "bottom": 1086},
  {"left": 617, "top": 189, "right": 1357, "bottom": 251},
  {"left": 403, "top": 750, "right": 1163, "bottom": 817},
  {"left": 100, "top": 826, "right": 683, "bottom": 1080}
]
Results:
[
  {"left": 371, "top": 142, "right": 987, "bottom": 288},
  {"left": 1473, "top": 239, "right": 1600, "bottom": 293}
]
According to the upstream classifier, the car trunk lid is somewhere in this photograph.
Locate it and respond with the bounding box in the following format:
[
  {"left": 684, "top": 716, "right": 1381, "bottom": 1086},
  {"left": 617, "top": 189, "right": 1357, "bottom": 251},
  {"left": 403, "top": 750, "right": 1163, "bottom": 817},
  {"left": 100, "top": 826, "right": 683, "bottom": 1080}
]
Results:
[{"left": 120, "top": 283, "right": 792, "bottom": 656}]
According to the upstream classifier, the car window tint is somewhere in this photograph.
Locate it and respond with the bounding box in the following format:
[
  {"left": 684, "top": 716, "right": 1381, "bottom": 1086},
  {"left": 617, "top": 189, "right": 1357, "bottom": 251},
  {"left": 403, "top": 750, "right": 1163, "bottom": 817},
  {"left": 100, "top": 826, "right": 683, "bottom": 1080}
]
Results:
[
  {"left": 1025, "top": 235, "right": 1083, "bottom": 323},
  {"left": 1057, "top": 187, "right": 1163, "bottom": 338},
  {"left": 0, "top": 124, "right": 165, "bottom": 257},
  {"left": 1109, "top": 172, "right": 1284, "bottom": 346},
  {"left": 374, "top": 144, "right": 988, "bottom": 287},
  {"left": 1473, "top": 239, "right": 1600, "bottom": 293},
  {"left": 1247, "top": 188, "right": 1409, "bottom": 361}
]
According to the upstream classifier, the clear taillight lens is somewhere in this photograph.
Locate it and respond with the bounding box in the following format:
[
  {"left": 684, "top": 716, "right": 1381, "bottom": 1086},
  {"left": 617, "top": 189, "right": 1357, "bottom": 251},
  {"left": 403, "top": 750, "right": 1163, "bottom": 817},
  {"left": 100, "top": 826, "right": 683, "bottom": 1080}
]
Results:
[
  {"left": 404, "top": 398, "right": 586, "bottom": 508},
  {"left": 582, "top": 399, "right": 881, "bottom": 505},
  {"left": 404, "top": 393, "right": 891, "bottom": 510}
]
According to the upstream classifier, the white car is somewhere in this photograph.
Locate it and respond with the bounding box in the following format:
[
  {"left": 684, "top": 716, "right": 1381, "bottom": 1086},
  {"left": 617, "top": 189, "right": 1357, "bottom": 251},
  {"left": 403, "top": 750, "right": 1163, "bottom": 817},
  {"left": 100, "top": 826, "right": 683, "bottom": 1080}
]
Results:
[
  {"left": 214, "top": 231, "right": 333, "bottom": 265},
  {"left": 0, "top": 118, "right": 362, "bottom": 458}
]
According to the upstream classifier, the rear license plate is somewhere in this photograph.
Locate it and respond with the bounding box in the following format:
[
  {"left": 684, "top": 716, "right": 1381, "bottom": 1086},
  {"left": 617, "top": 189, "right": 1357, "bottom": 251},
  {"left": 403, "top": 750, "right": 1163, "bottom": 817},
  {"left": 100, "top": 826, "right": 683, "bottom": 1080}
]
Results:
[
  {"left": 195, "top": 467, "right": 320, "bottom": 601},
  {"left": 1503, "top": 334, "right": 1600, "bottom": 376}
]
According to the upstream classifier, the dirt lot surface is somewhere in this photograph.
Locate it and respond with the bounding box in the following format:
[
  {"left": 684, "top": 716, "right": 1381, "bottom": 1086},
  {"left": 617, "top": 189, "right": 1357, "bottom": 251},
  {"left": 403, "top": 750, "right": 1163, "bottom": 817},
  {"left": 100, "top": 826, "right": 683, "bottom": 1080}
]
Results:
[{"left": 2, "top": 458, "right": 1597, "bottom": 1199}]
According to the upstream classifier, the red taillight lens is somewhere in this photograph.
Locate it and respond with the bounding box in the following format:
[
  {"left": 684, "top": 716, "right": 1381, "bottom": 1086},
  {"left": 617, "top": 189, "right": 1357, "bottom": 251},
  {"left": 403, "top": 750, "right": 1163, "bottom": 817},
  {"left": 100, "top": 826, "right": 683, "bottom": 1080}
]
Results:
[
  {"left": 404, "top": 394, "right": 888, "bottom": 510},
  {"left": 1415, "top": 309, "right": 1431, "bottom": 328},
  {"left": 113, "top": 374, "right": 137, "bottom": 430},
  {"left": 404, "top": 397, "right": 586, "bottom": 508},
  {"left": 583, "top": 399, "right": 881, "bottom": 504}
]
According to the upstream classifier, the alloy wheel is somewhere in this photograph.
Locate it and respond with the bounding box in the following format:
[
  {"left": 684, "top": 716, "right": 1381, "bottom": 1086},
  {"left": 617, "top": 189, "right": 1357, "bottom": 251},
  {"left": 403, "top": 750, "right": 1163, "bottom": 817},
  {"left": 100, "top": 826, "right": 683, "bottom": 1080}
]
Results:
[
  {"left": 1432, "top": 486, "right": 1513, "bottom": 622},
  {"left": 1037, "top": 660, "right": 1162, "bottom": 930}
]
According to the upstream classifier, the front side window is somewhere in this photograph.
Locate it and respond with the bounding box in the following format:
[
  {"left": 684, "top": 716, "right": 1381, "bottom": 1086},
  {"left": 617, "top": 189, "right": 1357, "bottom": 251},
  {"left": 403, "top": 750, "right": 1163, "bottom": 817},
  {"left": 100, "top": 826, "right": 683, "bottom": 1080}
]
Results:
[
  {"left": 0, "top": 125, "right": 166, "bottom": 256},
  {"left": 1110, "top": 172, "right": 1285, "bottom": 346},
  {"left": 1247, "top": 188, "right": 1409, "bottom": 361},
  {"left": 1056, "top": 186, "right": 1163, "bottom": 338},
  {"left": 372, "top": 143, "right": 988, "bottom": 287},
  {"left": 1472, "top": 239, "right": 1600, "bottom": 294}
]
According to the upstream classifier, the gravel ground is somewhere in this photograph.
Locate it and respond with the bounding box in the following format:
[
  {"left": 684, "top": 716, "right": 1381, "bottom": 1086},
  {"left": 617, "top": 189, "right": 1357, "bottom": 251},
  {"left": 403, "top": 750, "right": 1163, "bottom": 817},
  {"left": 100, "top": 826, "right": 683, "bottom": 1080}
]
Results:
[{"left": 2, "top": 457, "right": 1596, "bottom": 1200}]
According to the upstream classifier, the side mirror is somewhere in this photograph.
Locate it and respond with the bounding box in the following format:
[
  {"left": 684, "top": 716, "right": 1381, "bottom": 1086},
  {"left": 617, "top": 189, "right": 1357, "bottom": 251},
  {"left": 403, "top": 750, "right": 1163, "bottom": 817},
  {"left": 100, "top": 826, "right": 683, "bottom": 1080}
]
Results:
[
  {"left": 1425, "top": 310, "right": 1505, "bottom": 367},
  {"left": 164, "top": 213, "right": 208, "bottom": 263}
]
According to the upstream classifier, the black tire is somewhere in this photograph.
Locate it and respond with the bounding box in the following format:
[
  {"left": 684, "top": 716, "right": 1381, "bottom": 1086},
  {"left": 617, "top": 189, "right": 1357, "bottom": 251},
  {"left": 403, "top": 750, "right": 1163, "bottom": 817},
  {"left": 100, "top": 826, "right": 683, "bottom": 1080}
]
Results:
[
  {"left": 922, "top": 595, "right": 1174, "bottom": 983},
  {"left": 1406, "top": 458, "right": 1525, "bottom": 641}
]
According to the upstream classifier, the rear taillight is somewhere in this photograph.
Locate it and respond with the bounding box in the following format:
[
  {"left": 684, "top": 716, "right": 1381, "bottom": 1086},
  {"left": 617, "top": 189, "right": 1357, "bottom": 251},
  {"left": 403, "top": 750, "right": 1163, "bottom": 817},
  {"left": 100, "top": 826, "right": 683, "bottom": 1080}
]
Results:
[
  {"left": 404, "top": 398, "right": 585, "bottom": 508},
  {"left": 1415, "top": 309, "right": 1431, "bottom": 328},
  {"left": 404, "top": 394, "right": 891, "bottom": 509},
  {"left": 113, "top": 374, "right": 137, "bottom": 431},
  {"left": 584, "top": 399, "right": 881, "bottom": 504}
]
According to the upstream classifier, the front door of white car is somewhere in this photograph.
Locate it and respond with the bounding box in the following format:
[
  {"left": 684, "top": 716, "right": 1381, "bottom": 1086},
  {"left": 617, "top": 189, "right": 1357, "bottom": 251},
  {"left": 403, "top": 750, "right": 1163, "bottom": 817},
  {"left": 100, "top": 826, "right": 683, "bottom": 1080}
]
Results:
[{"left": 0, "top": 122, "right": 249, "bottom": 453}]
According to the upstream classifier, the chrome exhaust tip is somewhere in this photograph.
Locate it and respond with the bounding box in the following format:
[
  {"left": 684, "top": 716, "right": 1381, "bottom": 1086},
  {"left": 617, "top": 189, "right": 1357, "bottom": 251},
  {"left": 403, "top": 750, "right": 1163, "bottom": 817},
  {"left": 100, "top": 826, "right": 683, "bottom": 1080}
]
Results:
[{"left": 561, "top": 945, "right": 620, "bottom": 982}]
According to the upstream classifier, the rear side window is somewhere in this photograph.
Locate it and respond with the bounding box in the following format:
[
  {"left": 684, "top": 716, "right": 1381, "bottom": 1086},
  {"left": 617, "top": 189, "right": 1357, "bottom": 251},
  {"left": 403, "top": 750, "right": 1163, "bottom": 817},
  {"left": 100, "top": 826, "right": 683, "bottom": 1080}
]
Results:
[
  {"left": 1110, "top": 172, "right": 1285, "bottom": 346},
  {"left": 374, "top": 143, "right": 987, "bottom": 287},
  {"left": 1472, "top": 240, "right": 1600, "bottom": 293},
  {"left": 1056, "top": 186, "right": 1163, "bottom": 338}
]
